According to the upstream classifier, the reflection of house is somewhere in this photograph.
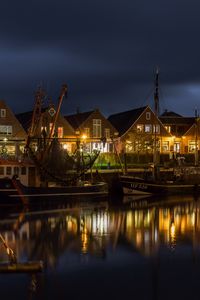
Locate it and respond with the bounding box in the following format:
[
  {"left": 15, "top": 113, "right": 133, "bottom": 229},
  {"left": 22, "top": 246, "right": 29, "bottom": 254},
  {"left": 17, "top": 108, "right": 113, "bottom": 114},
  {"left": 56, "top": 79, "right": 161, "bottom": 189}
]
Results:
[
  {"left": 0, "top": 100, "right": 27, "bottom": 158},
  {"left": 159, "top": 110, "right": 195, "bottom": 154},
  {"left": 108, "top": 105, "right": 172, "bottom": 154},
  {"left": 16, "top": 107, "right": 76, "bottom": 153},
  {"left": 65, "top": 109, "right": 118, "bottom": 153}
]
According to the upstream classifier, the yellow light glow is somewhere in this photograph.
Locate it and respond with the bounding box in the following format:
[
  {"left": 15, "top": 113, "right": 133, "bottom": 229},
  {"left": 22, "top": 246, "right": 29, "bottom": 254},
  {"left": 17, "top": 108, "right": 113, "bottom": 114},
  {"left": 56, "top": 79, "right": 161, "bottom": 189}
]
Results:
[
  {"left": 63, "top": 144, "right": 68, "bottom": 149},
  {"left": 3, "top": 138, "right": 8, "bottom": 142},
  {"left": 82, "top": 134, "right": 87, "bottom": 140}
]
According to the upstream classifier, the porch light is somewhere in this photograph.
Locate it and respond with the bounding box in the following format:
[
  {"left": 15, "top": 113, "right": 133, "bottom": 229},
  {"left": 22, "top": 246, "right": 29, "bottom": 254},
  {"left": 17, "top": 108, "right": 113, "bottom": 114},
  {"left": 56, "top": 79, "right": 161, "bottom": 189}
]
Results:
[{"left": 3, "top": 138, "right": 8, "bottom": 142}]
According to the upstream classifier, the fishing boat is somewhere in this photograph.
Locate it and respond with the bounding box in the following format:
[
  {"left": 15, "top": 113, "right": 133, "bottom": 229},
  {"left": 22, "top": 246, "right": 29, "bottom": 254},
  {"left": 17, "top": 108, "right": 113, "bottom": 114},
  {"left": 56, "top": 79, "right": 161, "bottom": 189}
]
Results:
[
  {"left": 120, "top": 69, "right": 200, "bottom": 196},
  {"left": 120, "top": 168, "right": 200, "bottom": 195},
  {"left": 0, "top": 176, "right": 108, "bottom": 203},
  {"left": 0, "top": 85, "right": 108, "bottom": 203}
]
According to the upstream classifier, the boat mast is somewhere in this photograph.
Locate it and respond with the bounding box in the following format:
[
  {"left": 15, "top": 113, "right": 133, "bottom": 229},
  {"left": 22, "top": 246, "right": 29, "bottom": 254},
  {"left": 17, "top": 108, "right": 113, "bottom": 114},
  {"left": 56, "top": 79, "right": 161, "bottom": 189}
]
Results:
[
  {"left": 153, "top": 67, "right": 159, "bottom": 166},
  {"left": 195, "top": 109, "right": 198, "bottom": 166}
]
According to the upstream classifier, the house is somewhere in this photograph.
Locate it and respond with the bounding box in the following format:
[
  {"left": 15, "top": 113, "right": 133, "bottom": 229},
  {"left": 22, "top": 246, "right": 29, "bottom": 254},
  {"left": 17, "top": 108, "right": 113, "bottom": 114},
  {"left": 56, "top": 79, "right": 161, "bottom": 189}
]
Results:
[
  {"left": 159, "top": 110, "right": 196, "bottom": 154},
  {"left": 108, "top": 105, "right": 172, "bottom": 155},
  {"left": 16, "top": 106, "right": 76, "bottom": 153},
  {"left": 0, "top": 100, "right": 27, "bottom": 159},
  {"left": 65, "top": 109, "right": 118, "bottom": 153}
]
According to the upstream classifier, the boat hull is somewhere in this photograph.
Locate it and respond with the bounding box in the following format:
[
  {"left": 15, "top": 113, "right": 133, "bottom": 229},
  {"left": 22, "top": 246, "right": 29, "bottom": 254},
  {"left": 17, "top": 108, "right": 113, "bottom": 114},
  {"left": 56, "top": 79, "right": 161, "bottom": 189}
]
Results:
[
  {"left": 120, "top": 175, "right": 200, "bottom": 195},
  {"left": 0, "top": 178, "right": 108, "bottom": 204}
]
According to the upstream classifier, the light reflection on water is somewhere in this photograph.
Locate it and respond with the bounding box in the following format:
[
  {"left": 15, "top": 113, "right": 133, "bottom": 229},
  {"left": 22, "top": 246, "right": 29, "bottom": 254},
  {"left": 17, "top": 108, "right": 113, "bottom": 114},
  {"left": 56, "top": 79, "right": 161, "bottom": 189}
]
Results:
[{"left": 1, "top": 195, "right": 200, "bottom": 299}]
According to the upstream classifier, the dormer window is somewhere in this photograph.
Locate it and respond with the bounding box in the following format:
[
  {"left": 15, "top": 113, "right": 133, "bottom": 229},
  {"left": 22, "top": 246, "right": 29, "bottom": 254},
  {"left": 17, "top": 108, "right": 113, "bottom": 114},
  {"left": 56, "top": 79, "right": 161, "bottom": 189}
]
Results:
[
  {"left": 146, "top": 112, "right": 151, "bottom": 120},
  {"left": 1, "top": 109, "right": 6, "bottom": 118}
]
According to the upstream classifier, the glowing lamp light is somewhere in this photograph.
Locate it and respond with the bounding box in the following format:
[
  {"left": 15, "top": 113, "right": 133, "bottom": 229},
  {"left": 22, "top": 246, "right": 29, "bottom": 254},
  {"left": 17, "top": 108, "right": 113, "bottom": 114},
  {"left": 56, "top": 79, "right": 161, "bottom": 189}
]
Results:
[
  {"left": 63, "top": 144, "right": 68, "bottom": 150},
  {"left": 3, "top": 138, "right": 8, "bottom": 142},
  {"left": 81, "top": 134, "right": 87, "bottom": 140}
]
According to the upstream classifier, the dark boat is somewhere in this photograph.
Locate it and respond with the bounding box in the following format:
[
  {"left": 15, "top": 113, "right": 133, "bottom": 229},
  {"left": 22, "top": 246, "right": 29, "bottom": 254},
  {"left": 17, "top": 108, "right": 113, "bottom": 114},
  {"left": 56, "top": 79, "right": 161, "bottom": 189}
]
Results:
[
  {"left": 120, "top": 171, "right": 200, "bottom": 196},
  {"left": 0, "top": 177, "right": 108, "bottom": 204}
]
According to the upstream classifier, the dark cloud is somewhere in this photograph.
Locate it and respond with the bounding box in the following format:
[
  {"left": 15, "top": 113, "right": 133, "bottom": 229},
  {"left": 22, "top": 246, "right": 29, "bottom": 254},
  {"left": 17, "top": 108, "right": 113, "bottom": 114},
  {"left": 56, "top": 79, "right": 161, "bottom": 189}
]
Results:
[{"left": 0, "top": 0, "right": 200, "bottom": 117}]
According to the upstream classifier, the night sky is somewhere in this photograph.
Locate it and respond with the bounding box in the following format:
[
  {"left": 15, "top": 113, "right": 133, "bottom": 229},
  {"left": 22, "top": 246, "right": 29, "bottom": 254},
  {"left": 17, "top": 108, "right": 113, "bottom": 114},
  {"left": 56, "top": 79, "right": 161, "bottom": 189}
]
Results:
[{"left": 1, "top": 0, "right": 200, "bottom": 117}]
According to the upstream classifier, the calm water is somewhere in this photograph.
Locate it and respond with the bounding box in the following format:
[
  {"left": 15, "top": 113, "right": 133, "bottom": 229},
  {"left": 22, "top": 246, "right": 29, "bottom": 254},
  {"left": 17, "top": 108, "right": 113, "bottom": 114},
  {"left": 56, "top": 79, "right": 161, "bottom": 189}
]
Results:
[{"left": 1, "top": 195, "right": 200, "bottom": 299}]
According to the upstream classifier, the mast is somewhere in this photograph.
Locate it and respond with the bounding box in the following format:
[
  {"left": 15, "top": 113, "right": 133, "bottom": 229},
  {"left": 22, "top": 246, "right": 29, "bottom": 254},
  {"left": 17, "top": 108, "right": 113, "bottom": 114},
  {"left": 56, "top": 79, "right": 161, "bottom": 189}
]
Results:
[
  {"left": 195, "top": 109, "right": 198, "bottom": 166},
  {"left": 154, "top": 67, "right": 159, "bottom": 117},
  {"left": 153, "top": 67, "right": 160, "bottom": 167}
]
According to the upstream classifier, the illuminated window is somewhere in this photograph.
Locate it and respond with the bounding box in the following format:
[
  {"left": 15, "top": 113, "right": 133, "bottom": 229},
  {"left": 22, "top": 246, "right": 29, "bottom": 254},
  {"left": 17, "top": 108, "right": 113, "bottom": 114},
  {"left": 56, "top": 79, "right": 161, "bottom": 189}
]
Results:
[
  {"left": 174, "top": 142, "right": 181, "bottom": 153},
  {"left": 137, "top": 124, "right": 143, "bottom": 132},
  {"left": 0, "top": 109, "right": 6, "bottom": 118},
  {"left": 146, "top": 112, "right": 151, "bottom": 120},
  {"left": 162, "top": 141, "right": 169, "bottom": 151},
  {"left": 164, "top": 126, "right": 171, "bottom": 133},
  {"left": 145, "top": 124, "right": 152, "bottom": 133},
  {"left": 153, "top": 124, "right": 160, "bottom": 134},
  {"left": 93, "top": 119, "right": 101, "bottom": 138},
  {"left": 188, "top": 141, "right": 197, "bottom": 153},
  {"left": 84, "top": 128, "right": 90, "bottom": 137},
  {"left": 0, "top": 125, "right": 12, "bottom": 135},
  {"left": 49, "top": 123, "right": 55, "bottom": 135},
  {"left": 105, "top": 128, "right": 110, "bottom": 139},
  {"left": 57, "top": 127, "right": 63, "bottom": 138},
  {"left": 41, "top": 126, "right": 47, "bottom": 133},
  {"left": 7, "top": 145, "right": 15, "bottom": 155}
]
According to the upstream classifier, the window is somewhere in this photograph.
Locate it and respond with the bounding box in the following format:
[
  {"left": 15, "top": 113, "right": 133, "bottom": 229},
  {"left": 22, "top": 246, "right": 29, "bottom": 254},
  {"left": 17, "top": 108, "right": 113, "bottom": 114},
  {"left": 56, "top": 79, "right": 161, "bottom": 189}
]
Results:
[
  {"left": 164, "top": 126, "right": 171, "bottom": 133},
  {"left": 0, "top": 125, "right": 12, "bottom": 135},
  {"left": 21, "top": 167, "right": 26, "bottom": 175},
  {"left": 146, "top": 112, "right": 151, "bottom": 120},
  {"left": 136, "top": 124, "right": 143, "bottom": 133},
  {"left": 93, "top": 119, "right": 101, "bottom": 138},
  {"left": 105, "top": 128, "right": 110, "bottom": 139},
  {"left": 6, "top": 167, "right": 11, "bottom": 175},
  {"left": 174, "top": 142, "right": 181, "bottom": 153},
  {"left": 153, "top": 124, "right": 160, "bottom": 134},
  {"left": 188, "top": 141, "right": 196, "bottom": 153},
  {"left": 41, "top": 126, "right": 47, "bottom": 134},
  {"left": 84, "top": 128, "right": 90, "bottom": 137},
  {"left": 162, "top": 141, "right": 169, "bottom": 152},
  {"left": 0, "top": 109, "right": 6, "bottom": 118},
  {"left": 0, "top": 167, "right": 4, "bottom": 175},
  {"left": 145, "top": 124, "right": 152, "bottom": 133},
  {"left": 13, "top": 167, "right": 19, "bottom": 175},
  {"left": 49, "top": 123, "right": 54, "bottom": 135},
  {"left": 57, "top": 127, "right": 63, "bottom": 138}
]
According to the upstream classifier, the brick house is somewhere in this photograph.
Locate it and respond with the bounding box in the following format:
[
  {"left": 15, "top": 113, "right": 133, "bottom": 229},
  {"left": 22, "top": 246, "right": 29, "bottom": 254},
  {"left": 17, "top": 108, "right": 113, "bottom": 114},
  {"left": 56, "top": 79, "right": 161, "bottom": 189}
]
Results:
[
  {"left": 108, "top": 105, "right": 172, "bottom": 156},
  {"left": 16, "top": 107, "right": 76, "bottom": 153},
  {"left": 159, "top": 110, "right": 196, "bottom": 155},
  {"left": 65, "top": 109, "right": 118, "bottom": 153},
  {"left": 0, "top": 100, "right": 27, "bottom": 159}
]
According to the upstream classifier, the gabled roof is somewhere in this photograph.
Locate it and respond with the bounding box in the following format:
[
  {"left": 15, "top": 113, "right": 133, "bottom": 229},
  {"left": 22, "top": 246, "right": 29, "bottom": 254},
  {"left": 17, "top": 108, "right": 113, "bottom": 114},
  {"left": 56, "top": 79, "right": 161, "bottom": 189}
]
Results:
[
  {"left": 15, "top": 108, "right": 47, "bottom": 132},
  {"left": 159, "top": 110, "right": 195, "bottom": 125},
  {"left": 108, "top": 106, "right": 148, "bottom": 136},
  {"left": 160, "top": 110, "right": 183, "bottom": 117},
  {"left": 65, "top": 110, "right": 94, "bottom": 130},
  {"left": 159, "top": 116, "right": 195, "bottom": 126}
]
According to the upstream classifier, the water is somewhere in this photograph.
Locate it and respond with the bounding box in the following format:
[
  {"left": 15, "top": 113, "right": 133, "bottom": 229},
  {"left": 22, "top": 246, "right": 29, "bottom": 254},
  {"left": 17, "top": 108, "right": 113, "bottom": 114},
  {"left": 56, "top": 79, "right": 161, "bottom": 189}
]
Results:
[{"left": 1, "top": 195, "right": 200, "bottom": 299}]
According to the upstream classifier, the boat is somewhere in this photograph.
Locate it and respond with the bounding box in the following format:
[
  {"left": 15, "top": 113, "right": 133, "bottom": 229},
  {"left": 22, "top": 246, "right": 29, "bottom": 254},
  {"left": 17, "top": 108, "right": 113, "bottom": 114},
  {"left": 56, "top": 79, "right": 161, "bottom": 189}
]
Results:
[
  {"left": 120, "top": 69, "right": 200, "bottom": 196},
  {"left": 0, "top": 176, "right": 108, "bottom": 204},
  {"left": 120, "top": 170, "right": 200, "bottom": 195},
  {"left": 0, "top": 85, "right": 108, "bottom": 203}
]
